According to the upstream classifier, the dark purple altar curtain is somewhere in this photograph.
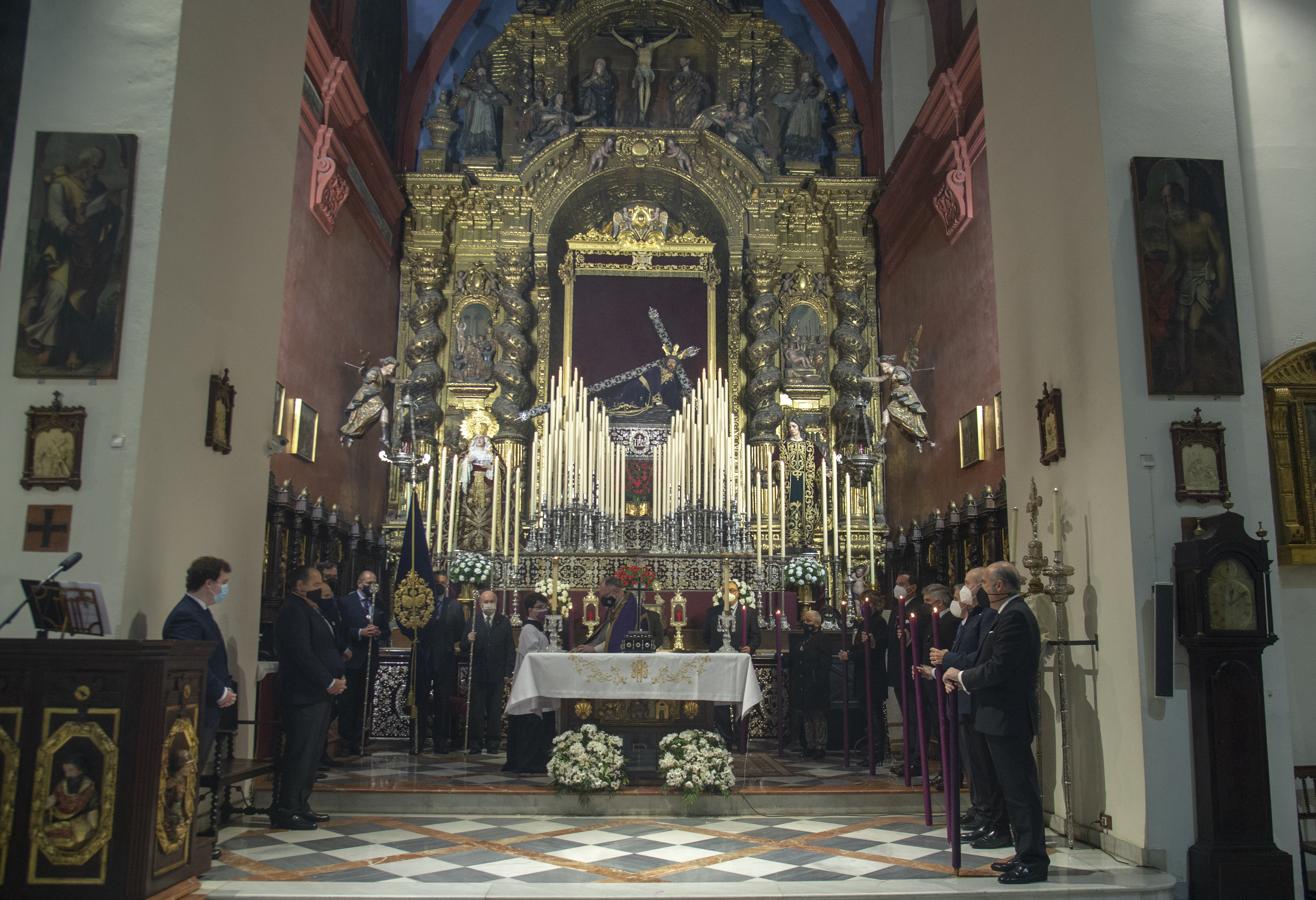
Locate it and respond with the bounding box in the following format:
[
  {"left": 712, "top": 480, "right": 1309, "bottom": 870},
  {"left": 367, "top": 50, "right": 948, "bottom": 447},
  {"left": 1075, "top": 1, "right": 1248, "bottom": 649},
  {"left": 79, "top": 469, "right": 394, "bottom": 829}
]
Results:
[{"left": 571, "top": 274, "right": 707, "bottom": 386}]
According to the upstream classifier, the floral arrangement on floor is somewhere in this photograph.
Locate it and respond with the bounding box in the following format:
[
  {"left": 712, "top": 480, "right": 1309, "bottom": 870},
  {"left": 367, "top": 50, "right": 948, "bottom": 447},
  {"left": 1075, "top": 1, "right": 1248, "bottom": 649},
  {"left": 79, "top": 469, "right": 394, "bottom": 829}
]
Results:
[
  {"left": 711, "top": 578, "right": 757, "bottom": 609},
  {"left": 658, "top": 729, "right": 736, "bottom": 803},
  {"left": 783, "top": 555, "right": 827, "bottom": 589},
  {"left": 548, "top": 725, "right": 627, "bottom": 796},
  {"left": 449, "top": 552, "right": 492, "bottom": 586},
  {"left": 614, "top": 563, "right": 657, "bottom": 591},
  {"left": 532, "top": 578, "right": 571, "bottom": 608}
]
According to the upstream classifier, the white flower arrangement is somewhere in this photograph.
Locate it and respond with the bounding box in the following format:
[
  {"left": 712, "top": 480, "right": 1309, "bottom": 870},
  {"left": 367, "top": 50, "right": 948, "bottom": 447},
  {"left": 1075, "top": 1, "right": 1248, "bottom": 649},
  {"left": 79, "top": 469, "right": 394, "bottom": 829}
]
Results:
[
  {"left": 548, "top": 724, "right": 627, "bottom": 796},
  {"left": 784, "top": 555, "right": 827, "bottom": 589},
  {"left": 532, "top": 578, "right": 571, "bottom": 608},
  {"left": 658, "top": 729, "right": 735, "bottom": 803},
  {"left": 711, "top": 578, "right": 757, "bottom": 609},
  {"left": 449, "top": 552, "right": 493, "bottom": 585}
]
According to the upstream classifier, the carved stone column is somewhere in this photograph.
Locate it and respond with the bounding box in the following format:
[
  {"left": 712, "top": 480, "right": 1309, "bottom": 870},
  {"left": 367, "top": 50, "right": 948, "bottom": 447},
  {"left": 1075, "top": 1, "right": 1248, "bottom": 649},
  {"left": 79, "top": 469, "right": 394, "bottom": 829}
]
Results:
[
  {"left": 404, "top": 247, "right": 447, "bottom": 436},
  {"left": 744, "top": 253, "right": 783, "bottom": 444},
  {"left": 828, "top": 252, "right": 873, "bottom": 443},
  {"left": 491, "top": 249, "right": 534, "bottom": 443}
]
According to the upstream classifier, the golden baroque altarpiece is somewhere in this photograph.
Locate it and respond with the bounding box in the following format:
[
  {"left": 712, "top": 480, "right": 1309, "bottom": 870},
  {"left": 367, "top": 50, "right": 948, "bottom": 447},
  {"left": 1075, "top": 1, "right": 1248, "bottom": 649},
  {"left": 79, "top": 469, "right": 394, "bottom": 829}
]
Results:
[{"left": 389, "top": 0, "right": 883, "bottom": 578}]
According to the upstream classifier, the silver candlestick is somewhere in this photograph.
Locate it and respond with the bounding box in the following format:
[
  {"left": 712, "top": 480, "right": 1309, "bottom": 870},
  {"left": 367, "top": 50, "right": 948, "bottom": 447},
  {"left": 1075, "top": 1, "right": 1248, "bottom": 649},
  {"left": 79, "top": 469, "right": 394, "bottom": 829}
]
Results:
[{"left": 1043, "top": 545, "right": 1077, "bottom": 850}]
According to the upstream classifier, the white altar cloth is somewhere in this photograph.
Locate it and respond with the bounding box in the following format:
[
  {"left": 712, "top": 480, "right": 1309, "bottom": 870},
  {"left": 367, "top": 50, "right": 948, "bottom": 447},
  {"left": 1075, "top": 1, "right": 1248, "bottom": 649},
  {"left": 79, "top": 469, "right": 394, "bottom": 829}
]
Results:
[{"left": 504, "top": 652, "right": 762, "bottom": 717}]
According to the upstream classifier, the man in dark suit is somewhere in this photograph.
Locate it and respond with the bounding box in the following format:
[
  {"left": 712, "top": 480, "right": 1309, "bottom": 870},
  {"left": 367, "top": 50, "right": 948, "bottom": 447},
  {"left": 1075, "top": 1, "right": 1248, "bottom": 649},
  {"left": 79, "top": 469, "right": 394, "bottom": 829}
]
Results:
[
  {"left": 162, "top": 556, "right": 238, "bottom": 768},
  {"left": 885, "top": 574, "right": 916, "bottom": 774},
  {"left": 944, "top": 562, "right": 1047, "bottom": 885},
  {"left": 401, "top": 575, "right": 467, "bottom": 753},
  {"left": 854, "top": 590, "right": 889, "bottom": 762},
  {"left": 930, "top": 568, "right": 1001, "bottom": 836},
  {"left": 703, "top": 585, "right": 761, "bottom": 744},
  {"left": 336, "top": 569, "right": 390, "bottom": 757},
  {"left": 466, "top": 590, "right": 515, "bottom": 754},
  {"left": 272, "top": 565, "right": 347, "bottom": 830}
]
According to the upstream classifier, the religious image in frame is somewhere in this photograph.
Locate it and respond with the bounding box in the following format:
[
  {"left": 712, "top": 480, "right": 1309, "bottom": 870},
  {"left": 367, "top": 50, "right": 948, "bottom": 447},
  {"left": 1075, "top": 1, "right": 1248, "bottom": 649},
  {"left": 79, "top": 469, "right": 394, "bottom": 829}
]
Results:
[
  {"left": 292, "top": 399, "right": 318, "bottom": 462},
  {"left": 15, "top": 133, "right": 137, "bottom": 379},
  {"left": 959, "top": 406, "right": 986, "bottom": 469},
  {"left": 1130, "top": 157, "right": 1243, "bottom": 396},
  {"left": 1171, "top": 408, "right": 1229, "bottom": 503},
  {"left": 1036, "top": 383, "right": 1065, "bottom": 466},
  {"left": 993, "top": 392, "right": 1004, "bottom": 450},
  {"left": 450, "top": 301, "right": 495, "bottom": 383},
  {"left": 783, "top": 304, "right": 827, "bottom": 387},
  {"left": 22, "top": 391, "right": 85, "bottom": 491},
  {"left": 205, "top": 369, "right": 235, "bottom": 455}
]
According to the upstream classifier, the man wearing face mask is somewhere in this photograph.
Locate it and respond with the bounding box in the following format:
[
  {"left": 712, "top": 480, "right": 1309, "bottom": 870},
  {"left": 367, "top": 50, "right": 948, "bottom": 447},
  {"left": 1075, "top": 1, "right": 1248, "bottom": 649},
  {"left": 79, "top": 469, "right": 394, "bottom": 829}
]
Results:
[
  {"left": 466, "top": 590, "right": 515, "bottom": 754},
  {"left": 163, "top": 556, "right": 238, "bottom": 769},
  {"left": 791, "top": 609, "right": 849, "bottom": 759},
  {"left": 272, "top": 566, "right": 347, "bottom": 830},
  {"left": 885, "top": 574, "right": 916, "bottom": 775},
  {"left": 504, "top": 593, "right": 554, "bottom": 774},
  {"left": 336, "top": 570, "right": 390, "bottom": 758},
  {"left": 575, "top": 576, "right": 642, "bottom": 653},
  {"left": 930, "top": 568, "right": 1001, "bottom": 839}
]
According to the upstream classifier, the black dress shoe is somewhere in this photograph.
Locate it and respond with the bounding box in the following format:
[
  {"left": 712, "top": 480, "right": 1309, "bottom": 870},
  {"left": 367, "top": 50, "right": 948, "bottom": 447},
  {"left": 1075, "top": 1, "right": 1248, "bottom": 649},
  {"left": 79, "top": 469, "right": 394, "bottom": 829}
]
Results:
[
  {"left": 971, "top": 828, "right": 1015, "bottom": 850},
  {"left": 305, "top": 810, "right": 330, "bottom": 823},
  {"left": 269, "top": 813, "right": 317, "bottom": 831},
  {"left": 990, "top": 856, "right": 1018, "bottom": 873},
  {"left": 998, "top": 862, "right": 1048, "bottom": 884}
]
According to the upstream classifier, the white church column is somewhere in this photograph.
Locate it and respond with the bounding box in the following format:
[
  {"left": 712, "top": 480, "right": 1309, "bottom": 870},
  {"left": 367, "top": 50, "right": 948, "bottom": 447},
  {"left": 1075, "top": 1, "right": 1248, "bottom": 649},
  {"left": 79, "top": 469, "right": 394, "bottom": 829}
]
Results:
[
  {"left": 0, "top": 0, "right": 308, "bottom": 742},
  {"left": 979, "top": 0, "right": 1299, "bottom": 885}
]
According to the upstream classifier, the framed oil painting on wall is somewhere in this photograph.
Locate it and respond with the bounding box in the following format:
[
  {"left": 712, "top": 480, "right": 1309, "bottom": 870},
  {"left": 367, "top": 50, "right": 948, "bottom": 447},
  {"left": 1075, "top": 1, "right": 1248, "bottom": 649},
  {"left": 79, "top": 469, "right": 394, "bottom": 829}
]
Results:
[
  {"left": 21, "top": 391, "right": 85, "bottom": 490},
  {"left": 15, "top": 132, "right": 137, "bottom": 379},
  {"left": 1130, "top": 157, "right": 1243, "bottom": 396}
]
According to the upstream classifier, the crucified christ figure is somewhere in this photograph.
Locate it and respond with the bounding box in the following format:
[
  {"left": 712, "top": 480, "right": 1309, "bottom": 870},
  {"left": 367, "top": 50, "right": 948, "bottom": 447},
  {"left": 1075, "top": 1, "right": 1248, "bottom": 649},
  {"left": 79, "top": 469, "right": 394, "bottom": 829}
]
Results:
[{"left": 611, "top": 27, "right": 678, "bottom": 122}]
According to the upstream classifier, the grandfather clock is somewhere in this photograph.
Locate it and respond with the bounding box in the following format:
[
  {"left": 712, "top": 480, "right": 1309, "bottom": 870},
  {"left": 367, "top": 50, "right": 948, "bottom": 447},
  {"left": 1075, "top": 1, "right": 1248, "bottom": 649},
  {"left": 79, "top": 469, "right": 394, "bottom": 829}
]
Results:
[{"left": 1174, "top": 511, "right": 1293, "bottom": 900}]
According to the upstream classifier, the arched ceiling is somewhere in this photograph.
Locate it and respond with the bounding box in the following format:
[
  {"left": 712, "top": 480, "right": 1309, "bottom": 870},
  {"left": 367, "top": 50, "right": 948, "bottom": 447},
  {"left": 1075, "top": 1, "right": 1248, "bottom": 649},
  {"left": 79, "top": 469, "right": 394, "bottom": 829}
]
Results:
[{"left": 399, "top": 0, "right": 891, "bottom": 171}]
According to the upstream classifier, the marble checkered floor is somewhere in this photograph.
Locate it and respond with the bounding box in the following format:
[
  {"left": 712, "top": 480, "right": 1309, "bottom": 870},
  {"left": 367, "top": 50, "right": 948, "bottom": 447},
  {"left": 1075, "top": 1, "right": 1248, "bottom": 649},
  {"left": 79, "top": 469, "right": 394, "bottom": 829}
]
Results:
[{"left": 197, "top": 813, "right": 1176, "bottom": 898}]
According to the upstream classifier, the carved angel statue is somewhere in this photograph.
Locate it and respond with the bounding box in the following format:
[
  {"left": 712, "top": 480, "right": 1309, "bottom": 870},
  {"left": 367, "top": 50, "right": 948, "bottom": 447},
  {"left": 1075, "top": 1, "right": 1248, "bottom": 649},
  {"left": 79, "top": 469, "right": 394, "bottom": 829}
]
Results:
[
  {"left": 340, "top": 356, "right": 398, "bottom": 447},
  {"left": 867, "top": 327, "right": 935, "bottom": 453}
]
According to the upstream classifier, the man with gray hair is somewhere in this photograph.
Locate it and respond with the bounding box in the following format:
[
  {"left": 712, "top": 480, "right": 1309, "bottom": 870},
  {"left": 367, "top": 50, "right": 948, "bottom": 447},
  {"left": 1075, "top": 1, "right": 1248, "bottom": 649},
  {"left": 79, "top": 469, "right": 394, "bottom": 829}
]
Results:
[{"left": 943, "top": 562, "right": 1046, "bottom": 885}]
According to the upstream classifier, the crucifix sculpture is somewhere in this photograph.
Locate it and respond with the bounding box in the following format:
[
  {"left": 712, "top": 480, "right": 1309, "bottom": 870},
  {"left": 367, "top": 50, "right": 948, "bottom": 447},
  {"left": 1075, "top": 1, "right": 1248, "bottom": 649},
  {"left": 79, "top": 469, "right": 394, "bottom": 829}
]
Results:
[{"left": 518, "top": 307, "right": 699, "bottom": 420}]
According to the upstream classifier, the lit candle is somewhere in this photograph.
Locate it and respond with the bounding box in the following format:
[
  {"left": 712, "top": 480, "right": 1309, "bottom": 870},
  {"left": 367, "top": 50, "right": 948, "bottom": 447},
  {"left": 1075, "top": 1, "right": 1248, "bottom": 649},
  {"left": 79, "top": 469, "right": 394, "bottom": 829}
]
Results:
[
  {"left": 425, "top": 460, "right": 436, "bottom": 549},
  {"left": 512, "top": 467, "right": 522, "bottom": 568},
  {"left": 433, "top": 446, "right": 447, "bottom": 551},
  {"left": 1053, "top": 487, "right": 1063, "bottom": 555},
  {"left": 831, "top": 454, "right": 841, "bottom": 560},
  {"left": 446, "top": 453, "right": 459, "bottom": 554},
  {"left": 490, "top": 458, "right": 501, "bottom": 555},
  {"left": 821, "top": 457, "right": 830, "bottom": 557},
  {"left": 755, "top": 474, "right": 763, "bottom": 566}
]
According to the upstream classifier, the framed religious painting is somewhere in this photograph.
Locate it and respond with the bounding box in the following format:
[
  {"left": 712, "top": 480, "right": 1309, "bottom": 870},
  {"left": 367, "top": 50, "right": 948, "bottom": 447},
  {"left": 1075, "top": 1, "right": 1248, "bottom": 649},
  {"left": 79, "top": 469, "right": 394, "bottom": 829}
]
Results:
[
  {"left": 993, "top": 392, "right": 1004, "bottom": 450},
  {"left": 1036, "top": 383, "right": 1065, "bottom": 466},
  {"left": 959, "top": 406, "right": 986, "bottom": 468},
  {"left": 14, "top": 132, "right": 137, "bottom": 379},
  {"left": 205, "top": 369, "right": 235, "bottom": 455},
  {"left": 1130, "top": 157, "right": 1243, "bottom": 396},
  {"left": 272, "top": 382, "right": 287, "bottom": 438},
  {"left": 1171, "top": 408, "right": 1229, "bottom": 503},
  {"left": 291, "top": 399, "right": 318, "bottom": 462},
  {"left": 22, "top": 391, "right": 85, "bottom": 490}
]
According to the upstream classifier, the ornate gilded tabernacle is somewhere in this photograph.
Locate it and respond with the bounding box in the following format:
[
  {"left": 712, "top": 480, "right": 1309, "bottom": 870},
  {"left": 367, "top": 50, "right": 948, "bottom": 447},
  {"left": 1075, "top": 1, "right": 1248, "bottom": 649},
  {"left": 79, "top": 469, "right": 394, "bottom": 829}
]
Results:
[
  {"left": 392, "top": 0, "right": 880, "bottom": 544},
  {"left": 1263, "top": 342, "right": 1316, "bottom": 565}
]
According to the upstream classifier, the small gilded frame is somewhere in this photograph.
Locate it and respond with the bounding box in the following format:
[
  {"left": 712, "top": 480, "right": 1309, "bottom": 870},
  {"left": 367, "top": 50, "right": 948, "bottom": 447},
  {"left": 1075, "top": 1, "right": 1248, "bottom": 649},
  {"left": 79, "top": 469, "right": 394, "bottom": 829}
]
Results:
[
  {"left": 291, "top": 399, "right": 318, "bottom": 462},
  {"left": 1171, "top": 408, "right": 1229, "bottom": 503},
  {"left": 22, "top": 391, "right": 85, "bottom": 491},
  {"left": 1036, "top": 382, "right": 1066, "bottom": 466},
  {"left": 959, "top": 406, "right": 986, "bottom": 468},
  {"left": 205, "top": 368, "right": 235, "bottom": 455}
]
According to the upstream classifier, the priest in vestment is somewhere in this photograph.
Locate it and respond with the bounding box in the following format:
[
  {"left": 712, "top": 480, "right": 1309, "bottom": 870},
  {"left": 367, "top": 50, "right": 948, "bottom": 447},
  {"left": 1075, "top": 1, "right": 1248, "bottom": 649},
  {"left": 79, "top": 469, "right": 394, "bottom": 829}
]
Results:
[{"left": 575, "top": 576, "right": 642, "bottom": 653}]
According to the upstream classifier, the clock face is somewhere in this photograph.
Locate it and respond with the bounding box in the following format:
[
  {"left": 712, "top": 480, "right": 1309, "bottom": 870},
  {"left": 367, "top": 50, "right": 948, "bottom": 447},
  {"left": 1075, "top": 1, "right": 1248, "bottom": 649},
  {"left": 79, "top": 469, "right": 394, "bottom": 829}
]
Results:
[{"left": 1206, "top": 557, "right": 1257, "bottom": 632}]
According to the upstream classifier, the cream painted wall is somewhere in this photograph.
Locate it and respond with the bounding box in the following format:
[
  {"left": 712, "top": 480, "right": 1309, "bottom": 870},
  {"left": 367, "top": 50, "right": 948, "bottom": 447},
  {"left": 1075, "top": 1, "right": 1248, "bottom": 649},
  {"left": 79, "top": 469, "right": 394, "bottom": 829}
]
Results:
[
  {"left": 0, "top": 0, "right": 184, "bottom": 637},
  {"left": 121, "top": 0, "right": 308, "bottom": 738},
  {"left": 1225, "top": 0, "right": 1316, "bottom": 768},
  {"left": 882, "top": 0, "right": 935, "bottom": 166}
]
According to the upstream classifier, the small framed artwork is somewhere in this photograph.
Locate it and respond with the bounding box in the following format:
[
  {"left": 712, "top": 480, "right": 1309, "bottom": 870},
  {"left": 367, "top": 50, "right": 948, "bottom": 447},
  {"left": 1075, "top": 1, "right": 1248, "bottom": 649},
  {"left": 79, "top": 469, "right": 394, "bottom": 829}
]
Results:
[
  {"left": 205, "top": 369, "right": 235, "bottom": 455},
  {"left": 993, "top": 392, "right": 1004, "bottom": 450},
  {"left": 1036, "top": 383, "right": 1066, "bottom": 466},
  {"left": 272, "top": 382, "right": 287, "bottom": 437},
  {"left": 291, "top": 398, "right": 318, "bottom": 462},
  {"left": 959, "top": 406, "right": 986, "bottom": 468},
  {"left": 1171, "top": 408, "right": 1228, "bottom": 502},
  {"left": 24, "top": 504, "right": 72, "bottom": 552},
  {"left": 22, "top": 391, "right": 85, "bottom": 490}
]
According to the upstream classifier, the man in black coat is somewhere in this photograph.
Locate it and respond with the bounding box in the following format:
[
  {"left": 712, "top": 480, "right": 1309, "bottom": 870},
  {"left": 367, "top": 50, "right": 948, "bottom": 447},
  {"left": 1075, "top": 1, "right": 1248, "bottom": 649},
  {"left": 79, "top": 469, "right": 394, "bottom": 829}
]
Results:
[
  {"left": 272, "top": 566, "right": 347, "bottom": 830},
  {"left": 336, "top": 569, "right": 391, "bottom": 756},
  {"left": 790, "top": 609, "right": 848, "bottom": 759},
  {"left": 401, "top": 575, "right": 467, "bottom": 753},
  {"left": 162, "top": 556, "right": 238, "bottom": 768},
  {"left": 466, "top": 590, "right": 515, "bottom": 754},
  {"left": 930, "top": 568, "right": 1000, "bottom": 836},
  {"left": 853, "top": 591, "right": 889, "bottom": 762},
  {"left": 944, "top": 562, "right": 1046, "bottom": 885}
]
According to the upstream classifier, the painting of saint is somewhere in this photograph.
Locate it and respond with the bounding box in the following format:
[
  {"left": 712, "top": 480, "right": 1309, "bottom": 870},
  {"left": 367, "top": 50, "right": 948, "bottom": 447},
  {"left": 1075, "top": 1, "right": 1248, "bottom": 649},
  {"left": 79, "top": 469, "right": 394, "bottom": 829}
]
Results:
[
  {"left": 452, "top": 303, "right": 495, "bottom": 383},
  {"left": 783, "top": 305, "right": 826, "bottom": 386},
  {"left": 1131, "top": 157, "right": 1243, "bottom": 395},
  {"left": 42, "top": 751, "right": 100, "bottom": 852},
  {"left": 16, "top": 133, "right": 135, "bottom": 379}
]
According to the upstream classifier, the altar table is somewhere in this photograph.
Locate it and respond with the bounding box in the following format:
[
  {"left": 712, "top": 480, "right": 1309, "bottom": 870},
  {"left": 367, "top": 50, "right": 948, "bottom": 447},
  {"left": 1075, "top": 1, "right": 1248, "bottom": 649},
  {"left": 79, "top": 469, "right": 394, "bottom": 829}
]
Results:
[{"left": 505, "top": 651, "right": 762, "bottom": 717}]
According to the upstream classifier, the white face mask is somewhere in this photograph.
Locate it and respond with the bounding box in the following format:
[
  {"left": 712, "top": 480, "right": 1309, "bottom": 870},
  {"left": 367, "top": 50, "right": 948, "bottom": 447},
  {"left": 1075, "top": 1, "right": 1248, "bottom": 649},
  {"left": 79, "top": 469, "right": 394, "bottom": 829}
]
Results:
[
  {"left": 959, "top": 585, "right": 972, "bottom": 607},
  {"left": 893, "top": 585, "right": 908, "bottom": 601},
  {"left": 950, "top": 599, "right": 963, "bottom": 618},
  {"left": 481, "top": 604, "right": 496, "bottom": 617}
]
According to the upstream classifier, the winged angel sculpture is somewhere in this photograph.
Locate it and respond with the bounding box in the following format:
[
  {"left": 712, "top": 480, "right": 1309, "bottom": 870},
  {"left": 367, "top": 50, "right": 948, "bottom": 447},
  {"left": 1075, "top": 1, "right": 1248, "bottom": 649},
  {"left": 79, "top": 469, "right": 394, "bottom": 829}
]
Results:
[{"left": 867, "top": 327, "right": 935, "bottom": 453}]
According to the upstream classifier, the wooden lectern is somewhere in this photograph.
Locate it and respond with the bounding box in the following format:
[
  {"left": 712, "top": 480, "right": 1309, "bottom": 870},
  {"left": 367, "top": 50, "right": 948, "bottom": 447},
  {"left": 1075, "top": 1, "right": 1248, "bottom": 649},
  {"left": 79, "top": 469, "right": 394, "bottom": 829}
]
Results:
[{"left": 0, "top": 639, "right": 215, "bottom": 899}]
